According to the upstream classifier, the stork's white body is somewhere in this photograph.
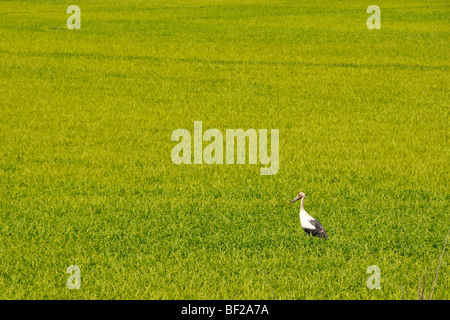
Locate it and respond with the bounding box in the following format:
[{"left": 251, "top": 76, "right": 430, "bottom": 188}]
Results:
[{"left": 299, "top": 209, "right": 316, "bottom": 231}]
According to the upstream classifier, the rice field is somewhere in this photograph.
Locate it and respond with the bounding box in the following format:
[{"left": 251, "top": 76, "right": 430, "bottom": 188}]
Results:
[{"left": 0, "top": 0, "right": 448, "bottom": 299}]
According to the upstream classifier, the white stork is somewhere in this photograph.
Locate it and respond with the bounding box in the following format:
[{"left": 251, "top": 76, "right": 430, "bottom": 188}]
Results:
[{"left": 289, "top": 192, "right": 328, "bottom": 239}]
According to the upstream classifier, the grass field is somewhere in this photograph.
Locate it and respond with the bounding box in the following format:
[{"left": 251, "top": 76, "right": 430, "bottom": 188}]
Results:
[{"left": 0, "top": 0, "right": 448, "bottom": 299}]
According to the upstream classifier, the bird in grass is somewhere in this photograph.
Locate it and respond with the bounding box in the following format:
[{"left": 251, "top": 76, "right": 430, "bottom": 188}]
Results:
[{"left": 289, "top": 192, "right": 328, "bottom": 239}]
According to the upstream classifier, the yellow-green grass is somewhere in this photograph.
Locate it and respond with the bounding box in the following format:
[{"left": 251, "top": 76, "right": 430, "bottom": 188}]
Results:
[{"left": 0, "top": 0, "right": 448, "bottom": 299}]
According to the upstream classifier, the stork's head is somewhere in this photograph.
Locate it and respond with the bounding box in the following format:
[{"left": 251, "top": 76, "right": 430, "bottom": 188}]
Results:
[{"left": 289, "top": 192, "right": 305, "bottom": 205}]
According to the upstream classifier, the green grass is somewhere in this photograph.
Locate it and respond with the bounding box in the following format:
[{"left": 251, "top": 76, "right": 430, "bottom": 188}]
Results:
[{"left": 0, "top": 0, "right": 449, "bottom": 299}]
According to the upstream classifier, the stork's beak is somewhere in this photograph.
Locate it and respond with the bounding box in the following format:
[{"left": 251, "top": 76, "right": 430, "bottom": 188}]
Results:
[{"left": 289, "top": 196, "right": 300, "bottom": 205}]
